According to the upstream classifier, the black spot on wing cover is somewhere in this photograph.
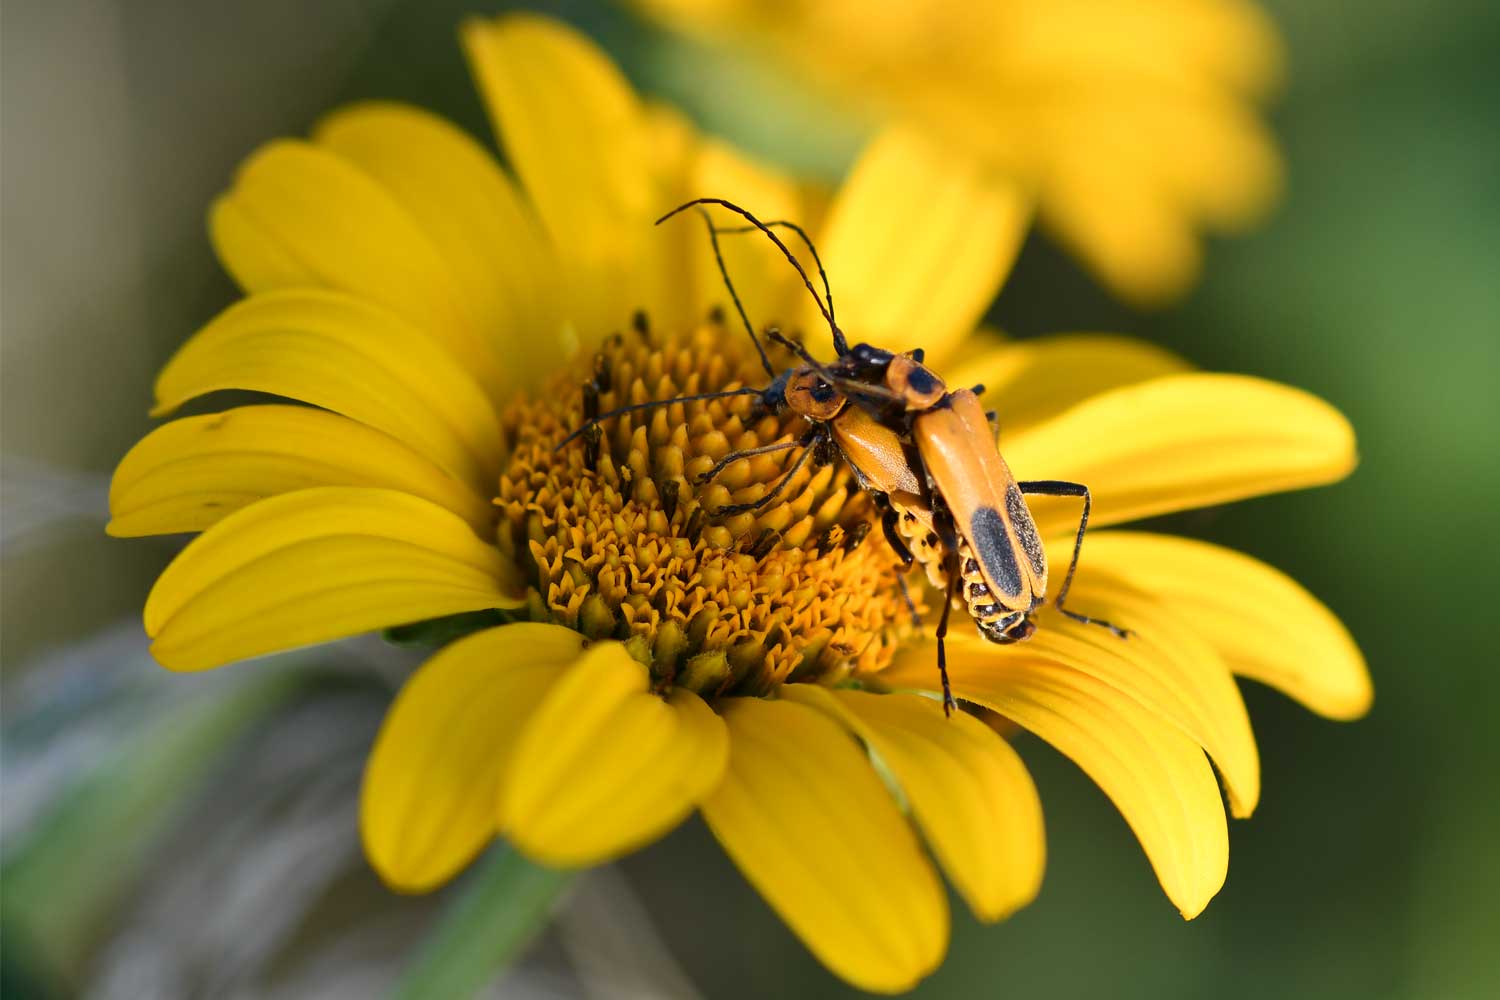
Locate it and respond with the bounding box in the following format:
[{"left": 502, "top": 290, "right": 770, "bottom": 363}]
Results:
[
  {"left": 1006, "top": 482, "right": 1047, "bottom": 578},
  {"left": 969, "top": 506, "right": 1023, "bottom": 600}
]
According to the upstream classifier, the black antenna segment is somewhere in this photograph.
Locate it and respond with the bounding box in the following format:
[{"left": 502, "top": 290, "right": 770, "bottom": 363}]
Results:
[
  {"left": 691, "top": 207, "right": 775, "bottom": 377},
  {"left": 712, "top": 219, "right": 836, "bottom": 345},
  {"left": 657, "top": 198, "right": 848, "bottom": 356}
]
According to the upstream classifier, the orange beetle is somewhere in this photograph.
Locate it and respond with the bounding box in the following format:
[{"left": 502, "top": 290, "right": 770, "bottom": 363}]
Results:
[{"left": 566, "top": 198, "right": 1125, "bottom": 713}]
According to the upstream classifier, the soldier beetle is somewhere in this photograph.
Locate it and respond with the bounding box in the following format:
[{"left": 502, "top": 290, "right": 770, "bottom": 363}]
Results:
[{"left": 562, "top": 198, "right": 1126, "bottom": 713}]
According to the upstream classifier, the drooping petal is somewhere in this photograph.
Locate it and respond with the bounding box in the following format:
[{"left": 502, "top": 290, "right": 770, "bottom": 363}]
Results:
[
  {"left": 498, "top": 642, "right": 727, "bottom": 866},
  {"left": 152, "top": 290, "right": 505, "bottom": 491},
  {"left": 362, "top": 624, "right": 584, "bottom": 891},
  {"left": 1072, "top": 532, "right": 1372, "bottom": 720},
  {"left": 909, "top": 587, "right": 1258, "bottom": 817},
  {"left": 144, "top": 487, "right": 524, "bottom": 671},
  {"left": 945, "top": 333, "right": 1193, "bottom": 437},
  {"left": 108, "top": 406, "right": 494, "bottom": 537},
  {"left": 1010, "top": 585, "right": 1262, "bottom": 817},
  {"left": 462, "top": 13, "right": 653, "bottom": 343},
  {"left": 208, "top": 139, "right": 508, "bottom": 401},
  {"left": 881, "top": 654, "right": 1229, "bottom": 919},
  {"left": 700, "top": 696, "right": 948, "bottom": 994},
  {"left": 1004, "top": 373, "right": 1357, "bottom": 537},
  {"left": 312, "top": 102, "right": 566, "bottom": 384},
  {"left": 804, "top": 127, "right": 1030, "bottom": 365},
  {"left": 785, "top": 685, "right": 1045, "bottom": 923}
]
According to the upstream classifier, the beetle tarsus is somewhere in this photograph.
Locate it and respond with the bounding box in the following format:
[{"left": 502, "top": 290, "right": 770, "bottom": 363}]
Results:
[{"left": 1060, "top": 608, "right": 1131, "bottom": 639}]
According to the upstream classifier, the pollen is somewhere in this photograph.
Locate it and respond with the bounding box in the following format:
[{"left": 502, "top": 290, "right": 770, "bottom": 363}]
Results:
[{"left": 495, "top": 317, "right": 921, "bottom": 698}]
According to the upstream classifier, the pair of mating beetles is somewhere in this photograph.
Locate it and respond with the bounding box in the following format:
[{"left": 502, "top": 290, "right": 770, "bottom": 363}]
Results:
[{"left": 565, "top": 198, "right": 1126, "bottom": 714}]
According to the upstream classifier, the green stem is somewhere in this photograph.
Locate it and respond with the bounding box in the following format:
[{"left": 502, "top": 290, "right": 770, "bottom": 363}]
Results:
[{"left": 391, "top": 845, "right": 575, "bottom": 1000}]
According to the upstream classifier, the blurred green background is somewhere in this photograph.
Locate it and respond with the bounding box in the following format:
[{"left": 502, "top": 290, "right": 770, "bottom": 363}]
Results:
[{"left": 3, "top": 1, "right": 1497, "bottom": 997}]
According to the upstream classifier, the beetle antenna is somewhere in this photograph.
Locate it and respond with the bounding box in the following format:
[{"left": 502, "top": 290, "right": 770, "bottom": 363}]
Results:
[
  {"left": 555, "top": 387, "right": 763, "bottom": 451},
  {"left": 692, "top": 207, "right": 775, "bottom": 378},
  {"left": 658, "top": 198, "right": 848, "bottom": 356},
  {"left": 712, "top": 219, "right": 839, "bottom": 352},
  {"left": 765, "top": 329, "right": 903, "bottom": 405}
]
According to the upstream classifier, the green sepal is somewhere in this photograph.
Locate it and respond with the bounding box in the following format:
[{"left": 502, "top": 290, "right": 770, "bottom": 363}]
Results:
[{"left": 381, "top": 609, "right": 518, "bottom": 648}]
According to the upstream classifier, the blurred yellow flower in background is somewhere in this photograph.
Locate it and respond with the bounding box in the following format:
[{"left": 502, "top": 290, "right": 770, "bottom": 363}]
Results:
[
  {"left": 109, "top": 13, "right": 1367, "bottom": 994},
  {"left": 631, "top": 0, "right": 1285, "bottom": 306}
]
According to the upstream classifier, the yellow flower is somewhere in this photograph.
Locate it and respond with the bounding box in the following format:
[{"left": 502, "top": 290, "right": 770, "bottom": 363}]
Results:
[
  {"left": 631, "top": 0, "right": 1285, "bottom": 306},
  {"left": 109, "top": 14, "right": 1368, "bottom": 994}
]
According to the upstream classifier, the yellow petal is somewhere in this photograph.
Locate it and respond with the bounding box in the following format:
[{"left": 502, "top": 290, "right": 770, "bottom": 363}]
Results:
[
  {"left": 1075, "top": 532, "right": 1372, "bottom": 720},
  {"left": 1120, "top": 95, "right": 1282, "bottom": 232},
  {"left": 805, "top": 127, "right": 1030, "bottom": 365},
  {"left": 499, "top": 643, "right": 727, "bottom": 866},
  {"left": 700, "top": 696, "right": 947, "bottom": 994},
  {"left": 312, "top": 102, "right": 566, "bottom": 384},
  {"left": 785, "top": 686, "right": 1045, "bottom": 923},
  {"left": 152, "top": 290, "right": 505, "bottom": 492},
  {"left": 884, "top": 654, "right": 1227, "bottom": 919},
  {"left": 144, "top": 487, "right": 524, "bottom": 672},
  {"left": 209, "top": 139, "right": 508, "bottom": 401},
  {"left": 632, "top": 104, "right": 702, "bottom": 338},
  {"left": 108, "top": 405, "right": 493, "bottom": 537},
  {"left": 210, "top": 196, "right": 311, "bottom": 290},
  {"left": 362, "top": 624, "right": 584, "bottom": 891},
  {"left": 462, "top": 14, "right": 652, "bottom": 343},
  {"left": 945, "top": 333, "right": 1193, "bottom": 437},
  {"left": 1041, "top": 162, "right": 1202, "bottom": 308},
  {"left": 1004, "top": 373, "right": 1357, "bottom": 537}
]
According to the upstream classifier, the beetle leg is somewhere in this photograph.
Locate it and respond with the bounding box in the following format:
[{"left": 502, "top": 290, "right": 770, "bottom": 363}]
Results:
[
  {"left": 871, "top": 495, "right": 923, "bottom": 627},
  {"left": 876, "top": 500, "right": 915, "bottom": 569},
  {"left": 713, "top": 441, "right": 818, "bottom": 515},
  {"left": 695, "top": 437, "right": 805, "bottom": 485},
  {"left": 934, "top": 554, "right": 959, "bottom": 717},
  {"left": 1017, "top": 480, "right": 1130, "bottom": 638},
  {"left": 896, "top": 574, "right": 923, "bottom": 628}
]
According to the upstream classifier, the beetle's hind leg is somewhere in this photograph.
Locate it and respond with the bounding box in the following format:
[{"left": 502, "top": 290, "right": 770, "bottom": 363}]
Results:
[{"left": 1017, "top": 480, "right": 1130, "bottom": 639}]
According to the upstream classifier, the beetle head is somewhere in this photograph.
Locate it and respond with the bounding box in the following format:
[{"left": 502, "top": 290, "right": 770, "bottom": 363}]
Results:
[{"left": 782, "top": 367, "right": 847, "bottom": 421}]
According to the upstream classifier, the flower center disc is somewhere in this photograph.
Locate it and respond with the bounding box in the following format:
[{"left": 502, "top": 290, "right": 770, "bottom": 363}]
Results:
[{"left": 496, "top": 316, "right": 921, "bottom": 699}]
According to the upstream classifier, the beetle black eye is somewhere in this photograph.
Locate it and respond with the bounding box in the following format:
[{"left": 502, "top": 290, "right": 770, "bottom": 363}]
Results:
[
  {"left": 910, "top": 348, "right": 925, "bottom": 362},
  {"left": 811, "top": 382, "right": 836, "bottom": 402}
]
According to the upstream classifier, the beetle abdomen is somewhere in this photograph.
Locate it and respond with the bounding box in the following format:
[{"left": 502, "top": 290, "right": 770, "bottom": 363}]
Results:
[
  {"left": 890, "top": 499, "right": 1017, "bottom": 632},
  {"left": 955, "top": 540, "right": 1020, "bottom": 629}
]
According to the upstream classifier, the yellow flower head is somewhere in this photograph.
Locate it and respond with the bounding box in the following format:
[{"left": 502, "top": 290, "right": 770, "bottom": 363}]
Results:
[
  {"left": 632, "top": 0, "right": 1285, "bottom": 306},
  {"left": 110, "top": 14, "right": 1368, "bottom": 994}
]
